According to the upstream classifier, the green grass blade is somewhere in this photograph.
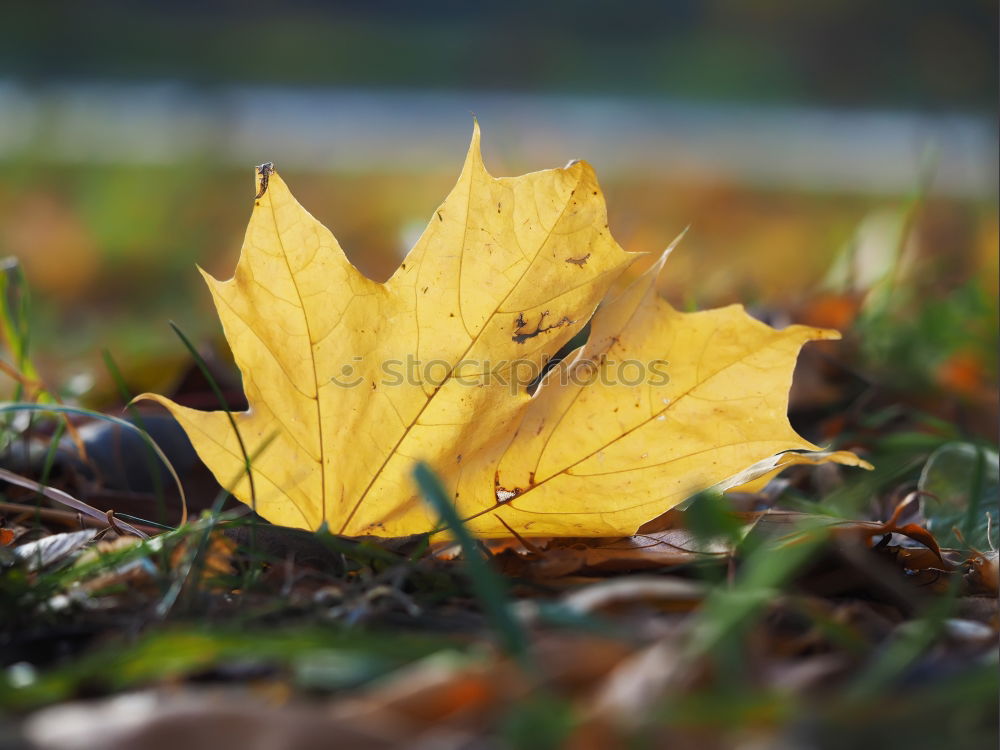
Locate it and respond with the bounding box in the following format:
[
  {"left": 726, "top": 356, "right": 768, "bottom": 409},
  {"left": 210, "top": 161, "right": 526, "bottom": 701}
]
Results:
[
  {"left": 413, "top": 462, "right": 530, "bottom": 666},
  {"left": 156, "top": 431, "right": 278, "bottom": 618},
  {"left": 0, "top": 402, "right": 187, "bottom": 524},
  {"left": 167, "top": 321, "right": 257, "bottom": 515}
]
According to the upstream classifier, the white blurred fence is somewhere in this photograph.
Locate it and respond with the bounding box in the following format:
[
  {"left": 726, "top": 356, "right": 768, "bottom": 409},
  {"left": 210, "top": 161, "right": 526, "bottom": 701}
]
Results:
[{"left": 0, "top": 80, "right": 995, "bottom": 198}]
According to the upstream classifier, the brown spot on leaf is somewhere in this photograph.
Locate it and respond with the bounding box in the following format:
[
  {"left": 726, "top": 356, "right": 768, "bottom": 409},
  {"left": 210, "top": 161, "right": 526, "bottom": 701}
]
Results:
[{"left": 512, "top": 311, "right": 574, "bottom": 344}]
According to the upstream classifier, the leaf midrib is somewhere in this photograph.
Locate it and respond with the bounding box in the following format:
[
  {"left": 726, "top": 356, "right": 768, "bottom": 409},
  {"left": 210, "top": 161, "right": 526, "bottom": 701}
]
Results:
[
  {"left": 337, "top": 168, "right": 586, "bottom": 534},
  {"left": 269, "top": 198, "right": 327, "bottom": 526}
]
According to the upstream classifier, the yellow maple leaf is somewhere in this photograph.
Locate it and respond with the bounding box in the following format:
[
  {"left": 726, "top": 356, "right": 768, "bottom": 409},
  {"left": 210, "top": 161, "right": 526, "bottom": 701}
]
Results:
[{"left": 141, "top": 125, "right": 867, "bottom": 538}]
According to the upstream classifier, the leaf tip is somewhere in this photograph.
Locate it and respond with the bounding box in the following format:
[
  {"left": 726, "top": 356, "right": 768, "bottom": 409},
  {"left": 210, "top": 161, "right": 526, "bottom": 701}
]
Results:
[
  {"left": 665, "top": 226, "right": 690, "bottom": 256},
  {"left": 196, "top": 264, "right": 232, "bottom": 293},
  {"left": 469, "top": 118, "right": 482, "bottom": 154},
  {"left": 813, "top": 326, "right": 842, "bottom": 342},
  {"left": 130, "top": 392, "right": 172, "bottom": 411},
  {"left": 785, "top": 323, "right": 843, "bottom": 343}
]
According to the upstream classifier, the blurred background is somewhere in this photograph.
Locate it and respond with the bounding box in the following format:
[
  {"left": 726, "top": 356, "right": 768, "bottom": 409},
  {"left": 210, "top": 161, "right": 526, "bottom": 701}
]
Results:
[{"left": 1, "top": 0, "right": 996, "bottom": 428}]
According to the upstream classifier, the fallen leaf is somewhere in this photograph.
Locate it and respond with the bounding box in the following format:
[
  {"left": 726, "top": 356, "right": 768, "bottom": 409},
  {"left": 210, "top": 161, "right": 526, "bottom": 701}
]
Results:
[
  {"left": 547, "top": 576, "right": 705, "bottom": 615},
  {"left": 329, "top": 652, "right": 526, "bottom": 731},
  {"left": 584, "top": 638, "right": 688, "bottom": 730},
  {"left": 749, "top": 508, "right": 946, "bottom": 561},
  {"left": 941, "top": 618, "right": 996, "bottom": 646},
  {"left": 965, "top": 549, "right": 999, "bottom": 597},
  {"left": 171, "top": 530, "right": 237, "bottom": 584},
  {"left": 74, "top": 535, "right": 143, "bottom": 566},
  {"left": 503, "top": 530, "right": 729, "bottom": 579},
  {"left": 142, "top": 125, "right": 862, "bottom": 537},
  {"left": 74, "top": 536, "right": 158, "bottom": 594},
  {"left": 23, "top": 689, "right": 415, "bottom": 750},
  {"left": 12, "top": 529, "right": 97, "bottom": 571}
]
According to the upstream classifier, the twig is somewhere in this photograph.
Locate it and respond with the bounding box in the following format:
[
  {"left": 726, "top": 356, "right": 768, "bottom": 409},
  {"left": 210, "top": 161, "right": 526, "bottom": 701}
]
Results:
[{"left": 0, "top": 501, "right": 160, "bottom": 535}]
